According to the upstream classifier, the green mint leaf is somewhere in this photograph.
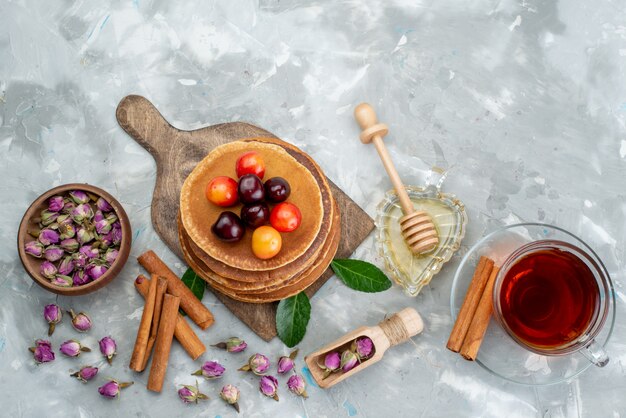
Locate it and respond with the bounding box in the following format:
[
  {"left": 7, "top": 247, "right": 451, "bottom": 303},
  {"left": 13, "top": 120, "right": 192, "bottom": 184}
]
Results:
[
  {"left": 331, "top": 259, "right": 392, "bottom": 292},
  {"left": 276, "top": 292, "right": 311, "bottom": 348},
  {"left": 181, "top": 267, "right": 205, "bottom": 303}
]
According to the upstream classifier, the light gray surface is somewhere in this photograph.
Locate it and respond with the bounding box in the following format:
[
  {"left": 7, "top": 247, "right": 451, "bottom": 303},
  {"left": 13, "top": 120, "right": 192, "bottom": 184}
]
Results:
[{"left": 1, "top": 0, "right": 625, "bottom": 417}]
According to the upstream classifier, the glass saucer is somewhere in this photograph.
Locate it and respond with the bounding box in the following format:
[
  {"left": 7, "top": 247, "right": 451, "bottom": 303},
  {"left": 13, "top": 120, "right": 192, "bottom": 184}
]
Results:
[{"left": 450, "top": 223, "right": 616, "bottom": 386}]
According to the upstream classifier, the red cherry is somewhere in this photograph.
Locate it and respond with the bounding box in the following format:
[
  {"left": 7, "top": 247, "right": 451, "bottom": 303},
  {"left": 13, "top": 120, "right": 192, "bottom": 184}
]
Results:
[
  {"left": 205, "top": 176, "right": 238, "bottom": 207},
  {"left": 236, "top": 151, "right": 266, "bottom": 179},
  {"left": 270, "top": 202, "right": 302, "bottom": 232}
]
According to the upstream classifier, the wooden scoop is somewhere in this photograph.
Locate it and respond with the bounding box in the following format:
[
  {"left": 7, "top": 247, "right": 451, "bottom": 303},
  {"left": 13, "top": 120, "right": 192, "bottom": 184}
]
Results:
[
  {"left": 304, "top": 308, "right": 424, "bottom": 389},
  {"left": 354, "top": 103, "right": 439, "bottom": 254}
]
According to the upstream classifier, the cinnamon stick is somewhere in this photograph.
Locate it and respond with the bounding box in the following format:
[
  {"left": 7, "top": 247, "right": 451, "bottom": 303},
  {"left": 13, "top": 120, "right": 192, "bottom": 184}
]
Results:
[
  {"left": 138, "top": 250, "right": 214, "bottom": 330},
  {"left": 129, "top": 273, "right": 158, "bottom": 371},
  {"left": 135, "top": 275, "right": 205, "bottom": 360},
  {"left": 141, "top": 277, "right": 168, "bottom": 371},
  {"left": 147, "top": 293, "right": 180, "bottom": 393},
  {"left": 460, "top": 266, "right": 500, "bottom": 361},
  {"left": 446, "top": 256, "right": 494, "bottom": 352}
]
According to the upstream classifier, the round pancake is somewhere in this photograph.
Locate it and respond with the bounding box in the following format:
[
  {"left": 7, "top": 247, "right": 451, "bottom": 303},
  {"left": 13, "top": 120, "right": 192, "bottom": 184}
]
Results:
[
  {"left": 180, "top": 202, "right": 341, "bottom": 303},
  {"left": 178, "top": 199, "right": 338, "bottom": 293},
  {"left": 180, "top": 140, "right": 323, "bottom": 271},
  {"left": 187, "top": 137, "right": 334, "bottom": 283}
]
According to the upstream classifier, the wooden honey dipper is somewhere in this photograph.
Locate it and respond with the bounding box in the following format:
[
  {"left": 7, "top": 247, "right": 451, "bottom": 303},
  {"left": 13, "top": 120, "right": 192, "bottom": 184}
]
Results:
[{"left": 354, "top": 103, "right": 439, "bottom": 254}]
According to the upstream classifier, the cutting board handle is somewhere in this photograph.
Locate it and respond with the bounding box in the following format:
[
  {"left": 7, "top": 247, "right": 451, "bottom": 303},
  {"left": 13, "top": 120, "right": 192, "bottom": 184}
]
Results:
[{"left": 116, "top": 95, "right": 178, "bottom": 158}]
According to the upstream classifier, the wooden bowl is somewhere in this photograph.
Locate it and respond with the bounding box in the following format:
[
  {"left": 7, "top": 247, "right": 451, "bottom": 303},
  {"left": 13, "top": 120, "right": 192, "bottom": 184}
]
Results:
[{"left": 17, "top": 183, "right": 132, "bottom": 296}]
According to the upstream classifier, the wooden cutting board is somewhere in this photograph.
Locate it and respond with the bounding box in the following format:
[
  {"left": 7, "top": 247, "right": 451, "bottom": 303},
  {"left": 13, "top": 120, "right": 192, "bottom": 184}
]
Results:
[{"left": 116, "top": 95, "right": 374, "bottom": 341}]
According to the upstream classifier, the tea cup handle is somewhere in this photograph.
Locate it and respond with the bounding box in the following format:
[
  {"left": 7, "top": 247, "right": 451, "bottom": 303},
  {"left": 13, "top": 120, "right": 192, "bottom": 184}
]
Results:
[{"left": 581, "top": 340, "right": 609, "bottom": 367}]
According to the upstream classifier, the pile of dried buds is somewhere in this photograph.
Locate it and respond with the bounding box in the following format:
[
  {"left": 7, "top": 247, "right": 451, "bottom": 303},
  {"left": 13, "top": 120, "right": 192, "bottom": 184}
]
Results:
[
  {"left": 177, "top": 338, "right": 309, "bottom": 413},
  {"left": 24, "top": 190, "right": 122, "bottom": 287},
  {"left": 31, "top": 303, "right": 130, "bottom": 399},
  {"left": 319, "top": 336, "right": 374, "bottom": 379}
]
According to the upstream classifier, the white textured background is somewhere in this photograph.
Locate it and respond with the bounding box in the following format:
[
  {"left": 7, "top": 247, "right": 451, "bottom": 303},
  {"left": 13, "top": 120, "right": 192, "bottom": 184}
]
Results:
[{"left": 1, "top": 0, "right": 625, "bottom": 417}]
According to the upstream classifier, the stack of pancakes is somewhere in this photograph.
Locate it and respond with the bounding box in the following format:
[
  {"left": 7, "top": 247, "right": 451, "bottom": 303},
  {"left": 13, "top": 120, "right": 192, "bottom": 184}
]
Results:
[{"left": 178, "top": 137, "right": 340, "bottom": 303}]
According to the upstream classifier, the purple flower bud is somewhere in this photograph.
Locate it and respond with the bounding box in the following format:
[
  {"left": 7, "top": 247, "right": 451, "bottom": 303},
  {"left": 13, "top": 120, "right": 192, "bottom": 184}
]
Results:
[
  {"left": 72, "top": 252, "right": 88, "bottom": 268},
  {"left": 68, "top": 309, "right": 92, "bottom": 332},
  {"left": 85, "top": 263, "right": 108, "bottom": 280},
  {"left": 39, "top": 229, "right": 60, "bottom": 246},
  {"left": 44, "top": 303, "right": 62, "bottom": 335},
  {"left": 220, "top": 384, "right": 240, "bottom": 412},
  {"left": 40, "top": 261, "right": 58, "bottom": 279},
  {"left": 98, "top": 380, "right": 133, "bottom": 399},
  {"left": 239, "top": 353, "right": 270, "bottom": 375},
  {"left": 52, "top": 275, "right": 73, "bottom": 287},
  {"left": 60, "top": 238, "right": 79, "bottom": 253},
  {"left": 71, "top": 366, "right": 98, "bottom": 383},
  {"left": 70, "top": 203, "right": 93, "bottom": 224},
  {"left": 25, "top": 241, "right": 44, "bottom": 258},
  {"left": 76, "top": 227, "right": 94, "bottom": 245},
  {"left": 69, "top": 190, "right": 90, "bottom": 204},
  {"left": 178, "top": 381, "right": 209, "bottom": 404},
  {"left": 79, "top": 245, "right": 99, "bottom": 259},
  {"left": 259, "top": 375, "right": 279, "bottom": 401},
  {"left": 62, "top": 200, "right": 76, "bottom": 214},
  {"left": 96, "top": 197, "right": 112, "bottom": 212},
  {"left": 48, "top": 196, "right": 64, "bottom": 212},
  {"left": 323, "top": 351, "right": 341, "bottom": 371},
  {"left": 40, "top": 210, "right": 60, "bottom": 226},
  {"left": 43, "top": 245, "right": 64, "bottom": 262},
  {"left": 277, "top": 349, "right": 298, "bottom": 374},
  {"left": 352, "top": 337, "right": 374, "bottom": 360},
  {"left": 95, "top": 219, "right": 112, "bottom": 235},
  {"left": 29, "top": 339, "right": 55, "bottom": 364},
  {"left": 340, "top": 350, "right": 358, "bottom": 373},
  {"left": 72, "top": 270, "right": 90, "bottom": 286},
  {"left": 212, "top": 337, "right": 247, "bottom": 353},
  {"left": 94, "top": 210, "right": 105, "bottom": 223},
  {"left": 287, "top": 374, "right": 308, "bottom": 398},
  {"left": 58, "top": 222, "right": 76, "bottom": 240},
  {"left": 58, "top": 256, "right": 75, "bottom": 276},
  {"left": 99, "top": 336, "right": 117, "bottom": 364},
  {"left": 60, "top": 339, "right": 90, "bottom": 357},
  {"left": 192, "top": 361, "right": 225, "bottom": 379},
  {"left": 104, "top": 249, "right": 119, "bottom": 264},
  {"left": 111, "top": 226, "right": 122, "bottom": 246}
]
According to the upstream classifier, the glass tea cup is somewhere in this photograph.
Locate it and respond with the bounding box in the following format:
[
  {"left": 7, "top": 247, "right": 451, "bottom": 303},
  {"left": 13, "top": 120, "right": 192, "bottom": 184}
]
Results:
[{"left": 492, "top": 239, "right": 611, "bottom": 367}]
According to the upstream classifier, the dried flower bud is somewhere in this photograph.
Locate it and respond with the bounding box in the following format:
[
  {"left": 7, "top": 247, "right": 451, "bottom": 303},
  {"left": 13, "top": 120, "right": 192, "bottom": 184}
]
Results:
[
  {"left": 58, "top": 238, "right": 77, "bottom": 253},
  {"left": 111, "top": 225, "right": 122, "bottom": 245},
  {"left": 40, "top": 261, "right": 58, "bottom": 280},
  {"left": 52, "top": 274, "right": 73, "bottom": 287},
  {"left": 220, "top": 384, "right": 240, "bottom": 413},
  {"left": 340, "top": 350, "right": 358, "bottom": 373},
  {"left": 99, "top": 336, "right": 117, "bottom": 364},
  {"left": 212, "top": 337, "right": 247, "bottom": 353},
  {"left": 85, "top": 263, "right": 108, "bottom": 280},
  {"left": 94, "top": 210, "right": 105, "bottom": 223},
  {"left": 43, "top": 245, "right": 64, "bottom": 262},
  {"left": 60, "top": 339, "right": 90, "bottom": 357},
  {"left": 259, "top": 375, "right": 279, "bottom": 401},
  {"left": 62, "top": 200, "right": 76, "bottom": 214},
  {"left": 239, "top": 353, "right": 270, "bottom": 375},
  {"left": 104, "top": 248, "right": 118, "bottom": 265},
  {"left": 70, "top": 203, "right": 93, "bottom": 224},
  {"left": 277, "top": 349, "right": 298, "bottom": 374},
  {"left": 319, "top": 351, "right": 341, "bottom": 379},
  {"left": 79, "top": 245, "right": 99, "bottom": 259},
  {"left": 192, "top": 360, "right": 225, "bottom": 379},
  {"left": 98, "top": 379, "right": 133, "bottom": 399},
  {"left": 287, "top": 374, "right": 308, "bottom": 398},
  {"left": 72, "top": 270, "right": 90, "bottom": 286},
  {"left": 39, "top": 229, "right": 60, "bottom": 246},
  {"left": 76, "top": 227, "right": 94, "bottom": 245},
  {"left": 96, "top": 197, "right": 112, "bottom": 212},
  {"left": 43, "top": 303, "right": 62, "bottom": 335},
  {"left": 48, "top": 196, "right": 64, "bottom": 212},
  {"left": 58, "top": 221, "right": 76, "bottom": 240},
  {"left": 40, "top": 210, "right": 60, "bottom": 226},
  {"left": 29, "top": 339, "right": 55, "bottom": 364},
  {"left": 69, "top": 190, "right": 90, "bottom": 205},
  {"left": 95, "top": 219, "right": 112, "bottom": 235},
  {"left": 178, "top": 381, "right": 209, "bottom": 404},
  {"left": 72, "top": 252, "right": 88, "bottom": 268},
  {"left": 71, "top": 366, "right": 99, "bottom": 383},
  {"left": 352, "top": 337, "right": 374, "bottom": 360},
  {"left": 25, "top": 241, "right": 44, "bottom": 258},
  {"left": 68, "top": 309, "right": 92, "bottom": 332},
  {"left": 57, "top": 256, "right": 75, "bottom": 276}
]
